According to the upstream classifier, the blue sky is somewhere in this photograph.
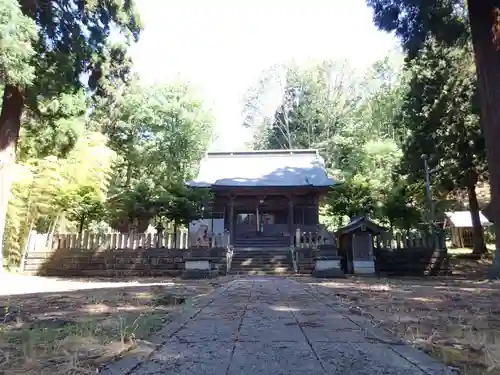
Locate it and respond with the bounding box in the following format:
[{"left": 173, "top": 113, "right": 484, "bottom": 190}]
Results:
[{"left": 130, "top": 0, "right": 398, "bottom": 150}]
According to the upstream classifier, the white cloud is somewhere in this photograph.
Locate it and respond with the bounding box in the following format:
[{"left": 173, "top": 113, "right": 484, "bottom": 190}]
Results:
[{"left": 130, "top": 0, "right": 398, "bottom": 150}]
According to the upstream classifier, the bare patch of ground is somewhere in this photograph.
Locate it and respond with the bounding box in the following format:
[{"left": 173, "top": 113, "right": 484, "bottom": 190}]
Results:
[
  {"left": 300, "top": 272, "right": 500, "bottom": 375},
  {"left": 0, "top": 273, "right": 227, "bottom": 375},
  {"left": 449, "top": 251, "right": 494, "bottom": 279}
]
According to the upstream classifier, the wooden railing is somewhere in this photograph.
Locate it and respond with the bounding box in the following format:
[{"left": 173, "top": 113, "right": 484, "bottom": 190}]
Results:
[
  {"left": 294, "top": 228, "right": 336, "bottom": 249},
  {"left": 293, "top": 229, "right": 447, "bottom": 251},
  {"left": 25, "top": 229, "right": 231, "bottom": 253},
  {"left": 373, "top": 231, "right": 446, "bottom": 250}
]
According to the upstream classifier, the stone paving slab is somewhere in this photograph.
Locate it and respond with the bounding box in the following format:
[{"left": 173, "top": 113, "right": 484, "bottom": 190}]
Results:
[
  {"left": 313, "top": 342, "right": 426, "bottom": 375},
  {"left": 173, "top": 316, "right": 241, "bottom": 342},
  {"left": 133, "top": 341, "right": 234, "bottom": 375},
  {"left": 229, "top": 341, "right": 325, "bottom": 375},
  {"left": 239, "top": 316, "right": 304, "bottom": 342},
  {"left": 102, "top": 277, "right": 456, "bottom": 375}
]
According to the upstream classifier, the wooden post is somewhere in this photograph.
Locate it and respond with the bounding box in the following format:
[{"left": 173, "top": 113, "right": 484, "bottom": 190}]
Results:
[
  {"left": 295, "top": 228, "right": 301, "bottom": 248},
  {"left": 313, "top": 194, "right": 319, "bottom": 225},
  {"left": 289, "top": 195, "right": 294, "bottom": 245},
  {"left": 229, "top": 195, "right": 235, "bottom": 246},
  {"left": 439, "top": 231, "right": 446, "bottom": 249},
  {"left": 82, "top": 231, "right": 89, "bottom": 250}
]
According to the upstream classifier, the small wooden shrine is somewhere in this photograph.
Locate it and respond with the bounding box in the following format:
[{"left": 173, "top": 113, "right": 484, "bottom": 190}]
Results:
[{"left": 336, "top": 216, "right": 387, "bottom": 274}]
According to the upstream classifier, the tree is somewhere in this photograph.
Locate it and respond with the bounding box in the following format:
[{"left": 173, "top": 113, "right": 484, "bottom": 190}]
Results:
[
  {"left": 97, "top": 82, "right": 215, "bottom": 230},
  {"left": 324, "top": 177, "right": 378, "bottom": 224},
  {"left": 160, "top": 184, "right": 212, "bottom": 228},
  {"left": 250, "top": 61, "right": 365, "bottom": 169},
  {"left": 382, "top": 180, "right": 423, "bottom": 234},
  {"left": 0, "top": 0, "right": 142, "bottom": 267},
  {"left": 359, "top": 53, "right": 408, "bottom": 142},
  {"left": 4, "top": 131, "right": 115, "bottom": 264},
  {"left": 397, "top": 39, "right": 488, "bottom": 253},
  {"left": 17, "top": 90, "right": 88, "bottom": 161},
  {"left": 241, "top": 63, "right": 285, "bottom": 129},
  {"left": 366, "top": 0, "right": 500, "bottom": 274}
]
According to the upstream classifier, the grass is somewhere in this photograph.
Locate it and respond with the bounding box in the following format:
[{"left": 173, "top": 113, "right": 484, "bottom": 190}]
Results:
[{"left": 0, "top": 275, "right": 222, "bottom": 375}]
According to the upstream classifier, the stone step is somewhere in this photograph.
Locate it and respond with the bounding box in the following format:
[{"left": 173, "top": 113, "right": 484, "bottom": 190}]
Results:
[
  {"left": 230, "top": 262, "right": 294, "bottom": 269},
  {"left": 231, "top": 258, "right": 291, "bottom": 263},
  {"left": 231, "top": 264, "right": 292, "bottom": 268},
  {"left": 231, "top": 254, "right": 290, "bottom": 259},
  {"left": 231, "top": 258, "right": 292, "bottom": 264},
  {"left": 234, "top": 244, "right": 290, "bottom": 249},
  {"left": 229, "top": 245, "right": 295, "bottom": 275},
  {"left": 233, "top": 247, "right": 291, "bottom": 252},
  {"left": 230, "top": 269, "right": 294, "bottom": 273},
  {"left": 235, "top": 239, "right": 289, "bottom": 243},
  {"left": 234, "top": 237, "right": 290, "bottom": 245},
  {"left": 231, "top": 271, "right": 295, "bottom": 276}
]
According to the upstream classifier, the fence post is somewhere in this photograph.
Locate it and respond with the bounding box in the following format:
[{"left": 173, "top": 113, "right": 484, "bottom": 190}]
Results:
[
  {"left": 438, "top": 231, "right": 446, "bottom": 249},
  {"left": 432, "top": 232, "right": 439, "bottom": 249},
  {"left": 414, "top": 233, "right": 422, "bottom": 248},
  {"left": 384, "top": 232, "right": 392, "bottom": 249},
  {"left": 395, "top": 233, "right": 401, "bottom": 249},
  {"left": 82, "top": 231, "right": 89, "bottom": 250}
]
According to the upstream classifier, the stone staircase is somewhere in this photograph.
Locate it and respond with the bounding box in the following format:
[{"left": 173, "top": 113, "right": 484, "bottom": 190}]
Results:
[
  {"left": 229, "top": 249, "right": 295, "bottom": 275},
  {"left": 234, "top": 234, "right": 290, "bottom": 250}
]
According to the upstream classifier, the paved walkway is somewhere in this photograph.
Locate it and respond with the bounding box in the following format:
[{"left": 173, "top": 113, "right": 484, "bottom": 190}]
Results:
[{"left": 103, "top": 277, "right": 453, "bottom": 375}]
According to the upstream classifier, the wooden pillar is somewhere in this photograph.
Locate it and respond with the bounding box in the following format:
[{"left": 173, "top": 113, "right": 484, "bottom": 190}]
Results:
[
  {"left": 313, "top": 194, "right": 319, "bottom": 225},
  {"left": 229, "top": 195, "right": 235, "bottom": 245},
  {"left": 256, "top": 201, "right": 260, "bottom": 232},
  {"left": 289, "top": 195, "right": 294, "bottom": 245}
]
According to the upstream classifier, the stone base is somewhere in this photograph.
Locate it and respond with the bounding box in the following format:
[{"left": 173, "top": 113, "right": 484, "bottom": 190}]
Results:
[
  {"left": 183, "top": 258, "right": 218, "bottom": 279},
  {"left": 312, "top": 268, "right": 346, "bottom": 278},
  {"left": 353, "top": 260, "right": 375, "bottom": 275},
  {"left": 312, "top": 256, "right": 345, "bottom": 278}
]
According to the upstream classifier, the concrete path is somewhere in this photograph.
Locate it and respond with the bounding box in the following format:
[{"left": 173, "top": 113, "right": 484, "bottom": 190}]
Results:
[{"left": 103, "top": 277, "right": 454, "bottom": 375}]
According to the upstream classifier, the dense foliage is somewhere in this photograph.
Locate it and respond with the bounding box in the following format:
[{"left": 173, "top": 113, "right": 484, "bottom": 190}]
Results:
[
  {"left": 243, "top": 56, "right": 418, "bottom": 230},
  {"left": 0, "top": 0, "right": 142, "bottom": 266},
  {"left": 243, "top": 47, "right": 487, "bottom": 244},
  {"left": 2, "top": 80, "right": 215, "bottom": 265},
  {"left": 366, "top": 0, "right": 500, "bottom": 273}
]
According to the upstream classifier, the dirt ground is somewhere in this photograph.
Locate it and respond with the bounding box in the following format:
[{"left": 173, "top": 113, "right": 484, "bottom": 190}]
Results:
[
  {"left": 1, "top": 254, "right": 498, "bottom": 375},
  {"left": 0, "top": 273, "right": 227, "bottom": 375},
  {"left": 302, "top": 256, "right": 500, "bottom": 375}
]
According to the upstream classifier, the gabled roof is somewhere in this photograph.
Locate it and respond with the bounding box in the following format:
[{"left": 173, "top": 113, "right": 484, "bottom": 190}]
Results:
[
  {"left": 444, "top": 211, "right": 492, "bottom": 228},
  {"left": 187, "top": 149, "right": 337, "bottom": 188},
  {"left": 335, "top": 216, "right": 387, "bottom": 236}
]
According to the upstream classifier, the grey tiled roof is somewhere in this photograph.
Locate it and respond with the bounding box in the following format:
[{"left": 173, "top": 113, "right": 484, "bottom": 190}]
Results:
[{"left": 187, "top": 149, "right": 337, "bottom": 188}]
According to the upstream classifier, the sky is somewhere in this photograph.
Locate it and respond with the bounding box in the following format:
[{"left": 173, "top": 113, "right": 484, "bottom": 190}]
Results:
[{"left": 130, "top": 0, "right": 398, "bottom": 150}]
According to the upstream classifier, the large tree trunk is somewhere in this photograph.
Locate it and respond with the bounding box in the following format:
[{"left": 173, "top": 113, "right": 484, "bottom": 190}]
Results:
[
  {"left": 0, "top": 85, "right": 25, "bottom": 269},
  {"left": 468, "top": 1, "right": 500, "bottom": 275},
  {"left": 468, "top": 183, "right": 487, "bottom": 255}
]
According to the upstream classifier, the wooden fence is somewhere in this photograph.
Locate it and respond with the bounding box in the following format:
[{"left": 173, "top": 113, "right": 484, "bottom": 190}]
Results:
[
  {"left": 21, "top": 230, "right": 230, "bottom": 277},
  {"left": 294, "top": 228, "right": 336, "bottom": 248},
  {"left": 373, "top": 232, "right": 450, "bottom": 276},
  {"left": 24, "top": 230, "right": 230, "bottom": 252},
  {"left": 294, "top": 231, "right": 451, "bottom": 276}
]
